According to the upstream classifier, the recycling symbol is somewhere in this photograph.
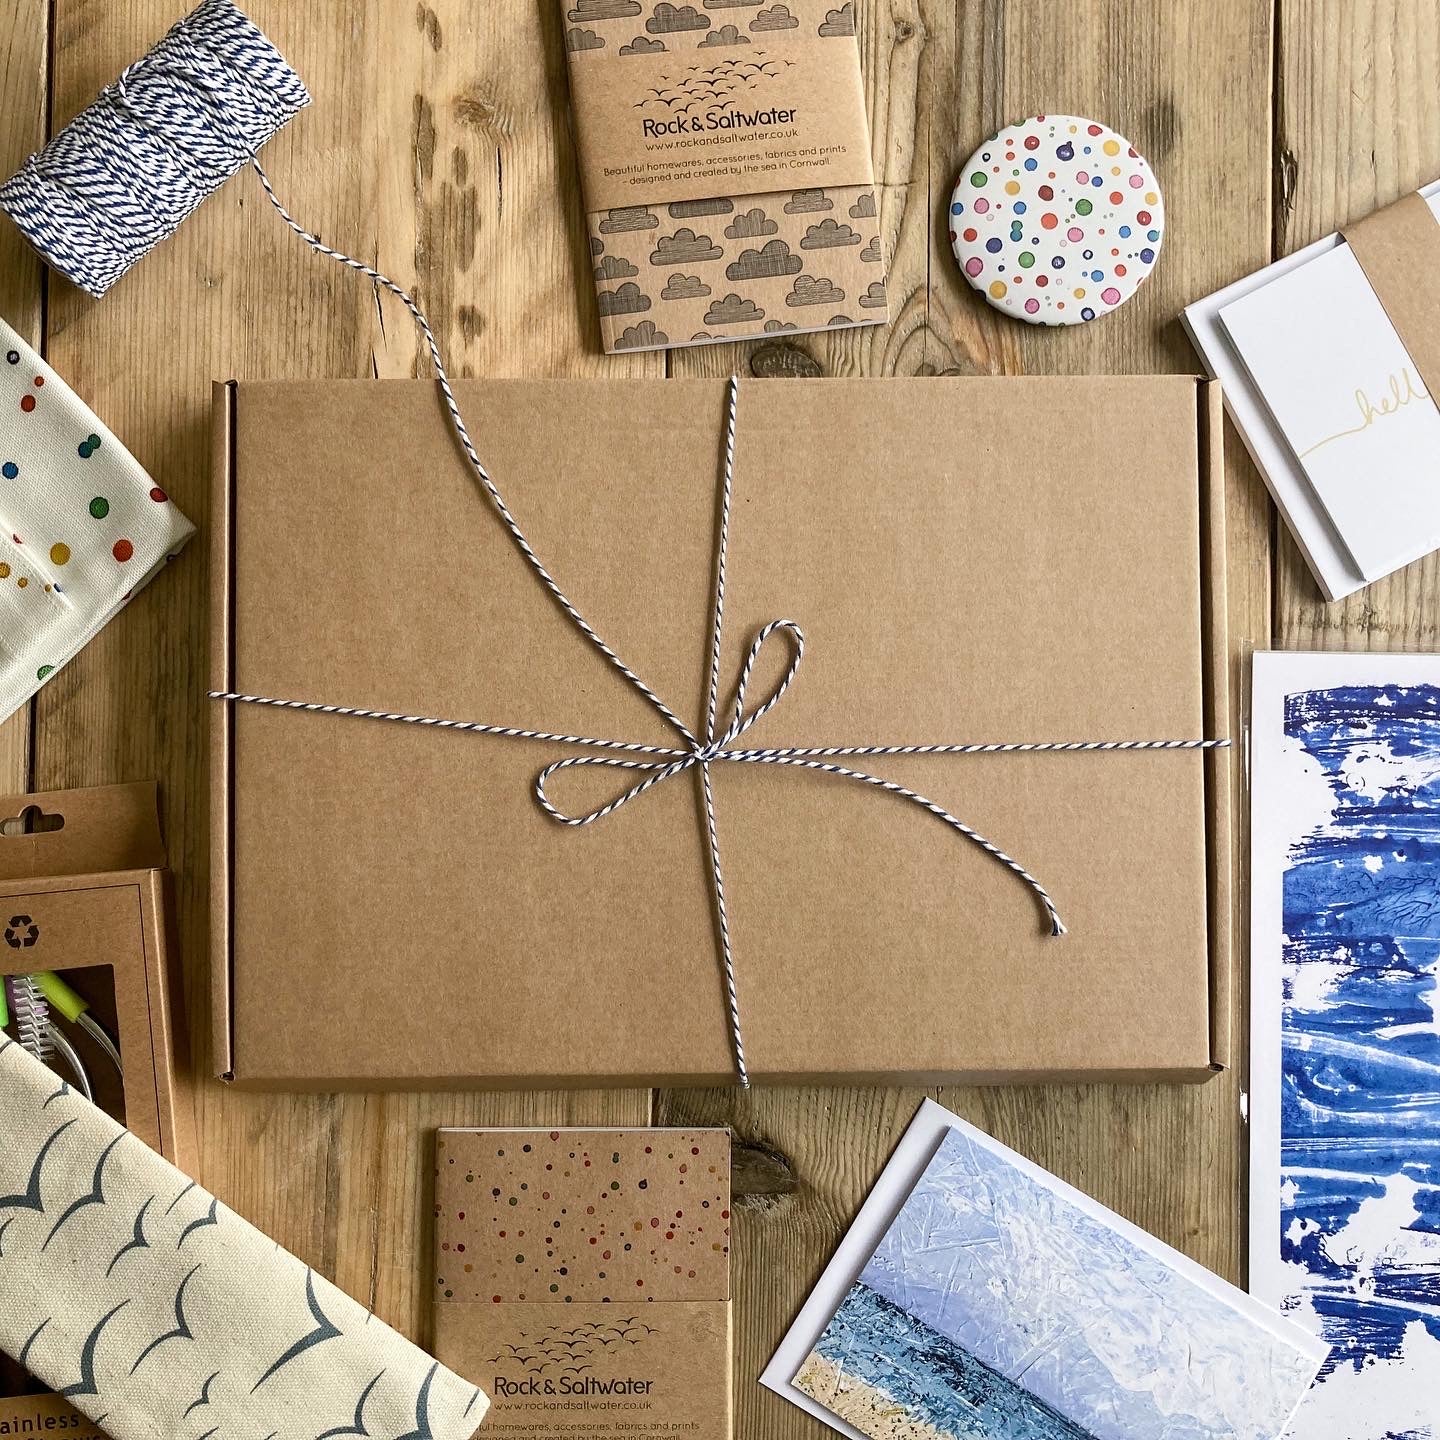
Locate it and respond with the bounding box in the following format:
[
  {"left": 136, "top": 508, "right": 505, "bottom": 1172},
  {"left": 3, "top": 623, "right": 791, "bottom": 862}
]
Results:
[{"left": 4, "top": 914, "right": 39, "bottom": 948}]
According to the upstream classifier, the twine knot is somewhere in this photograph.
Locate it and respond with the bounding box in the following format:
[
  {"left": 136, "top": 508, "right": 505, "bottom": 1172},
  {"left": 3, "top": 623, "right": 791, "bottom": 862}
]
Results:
[{"left": 533, "top": 619, "right": 805, "bottom": 826}]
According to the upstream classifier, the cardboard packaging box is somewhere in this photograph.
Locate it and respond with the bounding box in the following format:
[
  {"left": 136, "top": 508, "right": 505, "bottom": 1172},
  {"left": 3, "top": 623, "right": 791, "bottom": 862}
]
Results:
[
  {"left": 434, "top": 1128, "right": 731, "bottom": 1440},
  {"left": 210, "top": 374, "right": 1230, "bottom": 1090},
  {"left": 561, "top": 0, "right": 889, "bottom": 352},
  {"left": 0, "top": 780, "right": 194, "bottom": 1429}
]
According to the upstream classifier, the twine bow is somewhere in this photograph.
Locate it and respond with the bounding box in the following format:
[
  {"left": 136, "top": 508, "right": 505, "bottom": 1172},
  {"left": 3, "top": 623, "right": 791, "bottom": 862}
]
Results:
[{"left": 213, "top": 378, "right": 1230, "bottom": 1088}]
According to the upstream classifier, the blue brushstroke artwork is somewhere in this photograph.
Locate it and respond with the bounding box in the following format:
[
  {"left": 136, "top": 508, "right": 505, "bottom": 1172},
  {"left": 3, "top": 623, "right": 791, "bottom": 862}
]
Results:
[
  {"left": 1277, "top": 683, "right": 1440, "bottom": 1436},
  {"left": 792, "top": 1127, "right": 1317, "bottom": 1440}
]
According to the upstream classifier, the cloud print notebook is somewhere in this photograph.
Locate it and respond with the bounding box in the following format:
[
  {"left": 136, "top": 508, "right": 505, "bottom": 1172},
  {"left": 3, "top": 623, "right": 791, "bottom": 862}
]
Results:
[{"left": 765, "top": 1100, "right": 1325, "bottom": 1440}]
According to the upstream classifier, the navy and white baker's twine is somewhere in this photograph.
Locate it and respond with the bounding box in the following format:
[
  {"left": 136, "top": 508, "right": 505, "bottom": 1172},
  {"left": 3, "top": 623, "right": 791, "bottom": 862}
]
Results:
[
  {"left": 0, "top": 0, "right": 1230, "bottom": 1086},
  {"left": 0, "top": 0, "right": 310, "bottom": 298}
]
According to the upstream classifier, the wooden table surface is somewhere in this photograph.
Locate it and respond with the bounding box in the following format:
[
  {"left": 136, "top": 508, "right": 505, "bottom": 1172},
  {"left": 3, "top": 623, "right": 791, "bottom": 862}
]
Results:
[{"left": 1, "top": 2, "right": 1433, "bottom": 1434}]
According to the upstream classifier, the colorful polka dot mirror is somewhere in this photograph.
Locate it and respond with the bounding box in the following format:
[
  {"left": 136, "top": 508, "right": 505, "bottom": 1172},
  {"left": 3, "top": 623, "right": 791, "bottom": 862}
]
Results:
[
  {"left": 0, "top": 316, "right": 193, "bottom": 722},
  {"left": 949, "top": 115, "right": 1164, "bottom": 325}
]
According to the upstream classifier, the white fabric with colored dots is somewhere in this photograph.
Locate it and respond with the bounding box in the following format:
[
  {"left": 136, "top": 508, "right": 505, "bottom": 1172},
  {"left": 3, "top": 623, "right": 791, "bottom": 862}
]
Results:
[{"left": 0, "top": 316, "right": 193, "bottom": 723}]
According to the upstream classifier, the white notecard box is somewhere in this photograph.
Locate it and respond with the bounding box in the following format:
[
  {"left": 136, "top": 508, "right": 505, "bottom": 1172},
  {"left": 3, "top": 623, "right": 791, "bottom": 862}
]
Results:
[{"left": 1183, "top": 181, "right": 1440, "bottom": 600}]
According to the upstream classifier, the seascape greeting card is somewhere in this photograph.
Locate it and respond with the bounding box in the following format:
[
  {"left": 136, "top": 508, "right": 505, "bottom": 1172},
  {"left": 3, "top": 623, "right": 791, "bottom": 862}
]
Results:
[
  {"left": 765, "top": 1100, "right": 1325, "bottom": 1440},
  {"left": 1217, "top": 243, "right": 1440, "bottom": 582},
  {"left": 1251, "top": 652, "right": 1440, "bottom": 1439}
]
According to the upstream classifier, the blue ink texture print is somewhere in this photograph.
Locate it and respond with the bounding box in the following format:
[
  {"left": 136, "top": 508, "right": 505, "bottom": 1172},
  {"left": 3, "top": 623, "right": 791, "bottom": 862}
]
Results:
[{"left": 1279, "top": 684, "right": 1440, "bottom": 1437}]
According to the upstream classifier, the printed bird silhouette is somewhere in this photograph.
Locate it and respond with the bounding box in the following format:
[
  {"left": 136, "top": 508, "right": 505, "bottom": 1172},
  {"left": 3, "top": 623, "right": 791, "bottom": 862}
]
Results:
[
  {"left": 250, "top": 1269, "right": 343, "bottom": 1392},
  {"left": 182, "top": 1371, "right": 221, "bottom": 1419},
  {"left": 60, "top": 1301, "right": 130, "bottom": 1400},
  {"left": 178, "top": 1195, "right": 220, "bottom": 1248},
  {"left": 45, "top": 1132, "right": 124, "bottom": 1252},
  {"left": 130, "top": 1265, "right": 201, "bottom": 1375},
  {"left": 315, "top": 1370, "right": 383, "bottom": 1440},
  {"left": 105, "top": 1195, "right": 154, "bottom": 1278},
  {"left": 0, "top": 1119, "right": 77, "bottom": 1213},
  {"left": 395, "top": 1362, "right": 437, "bottom": 1440}
]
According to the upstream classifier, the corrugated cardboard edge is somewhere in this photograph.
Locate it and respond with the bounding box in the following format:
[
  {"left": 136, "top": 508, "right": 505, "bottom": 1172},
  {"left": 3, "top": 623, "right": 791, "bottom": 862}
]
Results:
[
  {"left": 146, "top": 866, "right": 199, "bottom": 1170},
  {"left": 210, "top": 380, "right": 236, "bottom": 1082},
  {"left": 1200, "top": 378, "right": 1234, "bottom": 1073}
]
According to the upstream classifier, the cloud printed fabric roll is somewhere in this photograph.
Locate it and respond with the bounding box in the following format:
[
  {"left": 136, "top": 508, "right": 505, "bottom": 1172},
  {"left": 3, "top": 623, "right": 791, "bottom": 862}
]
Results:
[
  {"left": 0, "top": 1040, "right": 489, "bottom": 1440},
  {"left": 0, "top": 318, "right": 193, "bottom": 724}
]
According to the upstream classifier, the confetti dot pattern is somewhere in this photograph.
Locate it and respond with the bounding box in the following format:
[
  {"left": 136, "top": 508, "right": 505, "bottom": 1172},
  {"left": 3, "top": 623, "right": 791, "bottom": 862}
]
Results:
[
  {"left": 435, "top": 1129, "right": 731, "bottom": 1305},
  {"left": 0, "top": 314, "right": 194, "bottom": 723},
  {"left": 948, "top": 115, "right": 1164, "bottom": 326}
]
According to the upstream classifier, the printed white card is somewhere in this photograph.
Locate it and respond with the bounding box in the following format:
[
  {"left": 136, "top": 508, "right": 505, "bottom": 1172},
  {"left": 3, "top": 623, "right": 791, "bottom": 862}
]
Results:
[
  {"left": 1183, "top": 180, "right": 1440, "bottom": 600},
  {"left": 1251, "top": 651, "right": 1440, "bottom": 1440},
  {"left": 1219, "top": 243, "right": 1440, "bottom": 581}
]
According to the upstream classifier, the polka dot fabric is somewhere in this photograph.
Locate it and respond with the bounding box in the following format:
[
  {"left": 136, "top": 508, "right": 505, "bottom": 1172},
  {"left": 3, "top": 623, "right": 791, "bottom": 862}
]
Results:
[
  {"left": 0, "top": 316, "right": 193, "bottom": 721},
  {"left": 435, "top": 1129, "right": 731, "bottom": 1305},
  {"left": 949, "top": 115, "right": 1163, "bottom": 325}
]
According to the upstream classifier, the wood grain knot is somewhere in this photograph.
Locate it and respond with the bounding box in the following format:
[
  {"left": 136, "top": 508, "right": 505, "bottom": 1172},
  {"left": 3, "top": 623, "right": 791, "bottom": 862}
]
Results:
[
  {"left": 733, "top": 1138, "right": 799, "bottom": 1206},
  {"left": 455, "top": 94, "right": 514, "bottom": 143},
  {"left": 750, "top": 342, "right": 824, "bottom": 379}
]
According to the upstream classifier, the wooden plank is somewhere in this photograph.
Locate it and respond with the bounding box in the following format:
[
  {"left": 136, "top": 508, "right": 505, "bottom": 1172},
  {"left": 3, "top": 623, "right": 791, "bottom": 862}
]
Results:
[
  {"left": 0, "top": 0, "right": 45, "bottom": 790},
  {"left": 39, "top": 0, "right": 649, "bottom": 1346},
  {"left": 1274, "top": 0, "right": 1440, "bottom": 647},
  {"left": 662, "top": 4, "right": 1274, "bottom": 1434},
  {"left": 948, "top": 0, "right": 1274, "bottom": 1288}
]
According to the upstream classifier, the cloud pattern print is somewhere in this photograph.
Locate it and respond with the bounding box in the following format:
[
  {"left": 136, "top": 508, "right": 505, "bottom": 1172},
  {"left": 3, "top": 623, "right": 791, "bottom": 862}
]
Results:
[
  {"left": 0, "top": 1041, "right": 488, "bottom": 1440},
  {"left": 0, "top": 318, "right": 193, "bottom": 724},
  {"left": 565, "top": 0, "right": 887, "bottom": 351}
]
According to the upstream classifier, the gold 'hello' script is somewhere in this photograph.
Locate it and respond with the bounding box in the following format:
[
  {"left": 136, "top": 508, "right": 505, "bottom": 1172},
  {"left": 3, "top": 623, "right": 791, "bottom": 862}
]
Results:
[{"left": 1298, "top": 367, "right": 1434, "bottom": 458}]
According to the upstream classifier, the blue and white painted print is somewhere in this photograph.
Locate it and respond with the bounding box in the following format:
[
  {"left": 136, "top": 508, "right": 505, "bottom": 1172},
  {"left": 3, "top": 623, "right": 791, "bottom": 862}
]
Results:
[
  {"left": 1275, "top": 683, "right": 1440, "bottom": 1437},
  {"left": 793, "top": 1127, "right": 1318, "bottom": 1440}
]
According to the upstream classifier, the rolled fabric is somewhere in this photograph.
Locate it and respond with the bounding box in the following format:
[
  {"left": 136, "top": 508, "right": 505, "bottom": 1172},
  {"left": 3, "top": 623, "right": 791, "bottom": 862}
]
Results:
[{"left": 0, "top": 1039, "right": 489, "bottom": 1440}]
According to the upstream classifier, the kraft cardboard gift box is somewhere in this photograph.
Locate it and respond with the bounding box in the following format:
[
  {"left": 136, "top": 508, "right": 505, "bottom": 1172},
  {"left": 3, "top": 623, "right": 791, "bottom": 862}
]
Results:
[
  {"left": 210, "top": 375, "right": 1230, "bottom": 1090},
  {"left": 0, "top": 781, "right": 194, "bottom": 1433}
]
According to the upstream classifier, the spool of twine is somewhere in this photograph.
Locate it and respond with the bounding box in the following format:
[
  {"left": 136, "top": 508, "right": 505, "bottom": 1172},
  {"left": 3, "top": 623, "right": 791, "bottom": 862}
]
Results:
[{"left": 0, "top": 0, "right": 309, "bottom": 298}]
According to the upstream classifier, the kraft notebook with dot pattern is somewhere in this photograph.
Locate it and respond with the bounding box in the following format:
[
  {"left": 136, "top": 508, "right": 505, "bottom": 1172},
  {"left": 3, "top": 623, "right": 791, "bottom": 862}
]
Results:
[
  {"left": 434, "top": 1128, "right": 732, "bottom": 1439},
  {"left": 0, "top": 317, "right": 193, "bottom": 723}
]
